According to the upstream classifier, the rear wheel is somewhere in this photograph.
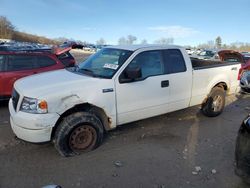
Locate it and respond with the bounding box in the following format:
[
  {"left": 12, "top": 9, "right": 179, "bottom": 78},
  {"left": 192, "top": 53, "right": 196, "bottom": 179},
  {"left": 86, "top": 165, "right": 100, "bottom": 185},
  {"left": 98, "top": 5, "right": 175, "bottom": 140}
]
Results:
[
  {"left": 54, "top": 112, "right": 104, "bottom": 157},
  {"left": 201, "top": 87, "right": 226, "bottom": 117}
]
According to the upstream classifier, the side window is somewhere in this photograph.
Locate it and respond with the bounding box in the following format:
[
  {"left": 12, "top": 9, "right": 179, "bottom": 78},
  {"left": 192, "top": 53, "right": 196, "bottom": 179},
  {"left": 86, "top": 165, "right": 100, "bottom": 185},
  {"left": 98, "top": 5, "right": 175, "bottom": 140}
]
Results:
[
  {"left": 36, "top": 56, "right": 56, "bottom": 68},
  {"left": 128, "top": 50, "right": 164, "bottom": 79},
  {"left": 0, "top": 55, "right": 5, "bottom": 72},
  {"left": 7, "top": 55, "right": 35, "bottom": 71},
  {"left": 163, "top": 49, "right": 186, "bottom": 74}
]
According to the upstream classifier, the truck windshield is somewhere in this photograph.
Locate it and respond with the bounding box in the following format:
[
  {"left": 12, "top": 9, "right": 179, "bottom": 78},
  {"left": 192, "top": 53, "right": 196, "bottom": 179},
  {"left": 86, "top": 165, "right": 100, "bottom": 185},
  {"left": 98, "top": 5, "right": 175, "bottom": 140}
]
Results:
[{"left": 77, "top": 48, "right": 133, "bottom": 78}]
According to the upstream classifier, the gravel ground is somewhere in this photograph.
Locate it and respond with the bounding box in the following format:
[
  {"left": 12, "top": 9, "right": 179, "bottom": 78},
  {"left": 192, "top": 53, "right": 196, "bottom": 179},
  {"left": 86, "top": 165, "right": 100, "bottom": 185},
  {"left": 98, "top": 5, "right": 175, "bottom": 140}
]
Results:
[{"left": 0, "top": 93, "right": 250, "bottom": 188}]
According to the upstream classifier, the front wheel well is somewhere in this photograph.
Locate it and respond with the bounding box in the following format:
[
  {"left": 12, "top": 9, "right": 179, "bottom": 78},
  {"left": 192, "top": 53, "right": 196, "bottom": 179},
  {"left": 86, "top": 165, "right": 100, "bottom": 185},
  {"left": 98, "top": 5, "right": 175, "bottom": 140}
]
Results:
[{"left": 51, "top": 103, "right": 111, "bottom": 139}]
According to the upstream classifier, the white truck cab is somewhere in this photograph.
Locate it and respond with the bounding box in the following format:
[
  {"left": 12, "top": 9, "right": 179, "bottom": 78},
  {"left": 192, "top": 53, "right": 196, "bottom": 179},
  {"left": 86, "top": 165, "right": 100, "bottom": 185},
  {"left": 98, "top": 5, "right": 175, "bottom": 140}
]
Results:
[{"left": 9, "top": 45, "right": 241, "bottom": 156}]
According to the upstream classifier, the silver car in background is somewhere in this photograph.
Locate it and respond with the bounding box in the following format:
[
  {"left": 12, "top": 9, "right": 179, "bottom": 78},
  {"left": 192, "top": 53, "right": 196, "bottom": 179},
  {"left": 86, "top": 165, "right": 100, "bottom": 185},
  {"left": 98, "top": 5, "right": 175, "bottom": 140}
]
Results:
[{"left": 240, "top": 71, "right": 250, "bottom": 92}]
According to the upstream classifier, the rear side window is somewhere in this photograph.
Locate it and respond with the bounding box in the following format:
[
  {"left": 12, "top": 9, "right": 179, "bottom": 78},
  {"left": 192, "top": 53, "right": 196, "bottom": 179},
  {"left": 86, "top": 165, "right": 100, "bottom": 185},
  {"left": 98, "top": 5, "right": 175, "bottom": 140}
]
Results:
[
  {"left": 0, "top": 55, "right": 5, "bottom": 72},
  {"left": 7, "top": 55, "right": 35, "bottom": 71},
  {"left": 128, "top": 50, "right": 164, "bottom": 79},
  {"left": 163, "top": 49, "right": 186, "bottom": 74},
  {"left": 36, "top": 56, "right": 56, "bottom": 68}
]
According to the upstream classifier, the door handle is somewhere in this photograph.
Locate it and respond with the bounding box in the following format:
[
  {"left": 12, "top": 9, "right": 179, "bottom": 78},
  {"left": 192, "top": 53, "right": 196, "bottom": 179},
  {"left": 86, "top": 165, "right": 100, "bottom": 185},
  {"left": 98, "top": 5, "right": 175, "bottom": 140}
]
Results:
[{"left": 161, "top": 80, "right": 169, "bottom": 88}]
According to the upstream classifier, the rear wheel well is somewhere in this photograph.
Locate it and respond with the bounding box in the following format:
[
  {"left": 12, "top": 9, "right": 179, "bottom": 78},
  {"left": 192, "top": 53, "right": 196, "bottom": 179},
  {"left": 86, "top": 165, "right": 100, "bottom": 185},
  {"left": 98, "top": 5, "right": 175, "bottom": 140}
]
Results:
[
  {"left": 202, "top": 82, "right": 228, "bottom": 105},
  {"left": 51, "top": 103, "right": 110, "bottom": 139},
  {"left": 213, "top": 82, "right": 228, "bottom": 91}
]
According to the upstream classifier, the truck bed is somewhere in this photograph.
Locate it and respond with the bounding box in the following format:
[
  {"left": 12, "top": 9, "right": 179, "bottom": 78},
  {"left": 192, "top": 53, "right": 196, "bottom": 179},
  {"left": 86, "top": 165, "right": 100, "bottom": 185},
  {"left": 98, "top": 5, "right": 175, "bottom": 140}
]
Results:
[
  {"left": 189, "top": 58, "right": 241, "bottom": 107},
  {"left": 191, "top": 57, "right": 240, "bottom": 70}
]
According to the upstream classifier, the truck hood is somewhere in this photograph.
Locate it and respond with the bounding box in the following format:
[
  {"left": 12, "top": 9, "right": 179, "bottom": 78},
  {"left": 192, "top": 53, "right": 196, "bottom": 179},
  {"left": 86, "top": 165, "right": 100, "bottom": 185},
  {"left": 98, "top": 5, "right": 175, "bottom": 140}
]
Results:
[{"left": 14, "top": 69, "right": 106, "bottom": 98}]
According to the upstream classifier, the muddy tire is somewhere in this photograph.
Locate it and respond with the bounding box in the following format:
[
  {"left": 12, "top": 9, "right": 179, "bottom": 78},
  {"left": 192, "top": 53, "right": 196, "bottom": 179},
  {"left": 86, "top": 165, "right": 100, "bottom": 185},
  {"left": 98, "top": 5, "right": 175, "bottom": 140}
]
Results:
[
  {"left": 201, "top": 87, "right": 226, "bottom": 117},
  {"left": 54, "top": 112, "right": 104, "bottom": 157}
]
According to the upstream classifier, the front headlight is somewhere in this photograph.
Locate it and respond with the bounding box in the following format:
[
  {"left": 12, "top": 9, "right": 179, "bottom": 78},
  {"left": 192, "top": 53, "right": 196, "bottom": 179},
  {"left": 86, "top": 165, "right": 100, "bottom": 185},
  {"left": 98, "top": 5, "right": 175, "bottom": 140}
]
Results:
[{"left": 20, "top": 97, "right": 48, "bottom": 114}]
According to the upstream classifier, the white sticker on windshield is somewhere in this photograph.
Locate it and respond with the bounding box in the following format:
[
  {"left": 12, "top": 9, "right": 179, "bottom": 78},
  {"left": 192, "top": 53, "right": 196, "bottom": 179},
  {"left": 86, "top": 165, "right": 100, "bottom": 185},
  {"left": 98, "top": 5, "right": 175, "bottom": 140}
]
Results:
[{"left": 103, "top": 63, "right": 119, "bottom": 70}]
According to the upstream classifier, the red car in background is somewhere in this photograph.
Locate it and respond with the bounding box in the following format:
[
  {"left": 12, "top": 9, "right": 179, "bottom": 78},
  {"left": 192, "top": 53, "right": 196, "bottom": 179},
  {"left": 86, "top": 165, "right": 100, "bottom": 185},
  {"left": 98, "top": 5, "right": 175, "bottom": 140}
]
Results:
[
  {"left": 217, "top": 50, "right": 250, "bottom": 79},
  {"left": 0, "top": 45, "right": 76, "bottom": 100}
]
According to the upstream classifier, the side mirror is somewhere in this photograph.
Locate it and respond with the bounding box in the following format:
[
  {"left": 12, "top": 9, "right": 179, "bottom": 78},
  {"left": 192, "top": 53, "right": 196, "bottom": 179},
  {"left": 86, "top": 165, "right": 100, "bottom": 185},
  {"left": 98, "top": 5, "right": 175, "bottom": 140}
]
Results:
[{"left": 120, "top": 66, "right": 142, "bottom": 83}]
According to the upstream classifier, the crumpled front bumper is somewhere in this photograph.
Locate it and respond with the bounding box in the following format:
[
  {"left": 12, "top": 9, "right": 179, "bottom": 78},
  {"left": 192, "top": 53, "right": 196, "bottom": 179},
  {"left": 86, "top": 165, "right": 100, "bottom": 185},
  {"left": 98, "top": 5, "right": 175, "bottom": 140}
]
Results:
[{"left": 9, "top": 99, "right": 60, "bottom": 143}]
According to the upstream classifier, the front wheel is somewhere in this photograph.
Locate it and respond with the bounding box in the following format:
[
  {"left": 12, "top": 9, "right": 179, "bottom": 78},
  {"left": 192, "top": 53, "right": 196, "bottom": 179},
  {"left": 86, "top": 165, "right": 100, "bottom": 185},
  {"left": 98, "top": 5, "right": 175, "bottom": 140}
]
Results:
[
  {"left": 201, "top": 87, "right": 226, "bottom": 117},
  {"left": 54, "top": 112, "right": 104, "bottom": 157}
]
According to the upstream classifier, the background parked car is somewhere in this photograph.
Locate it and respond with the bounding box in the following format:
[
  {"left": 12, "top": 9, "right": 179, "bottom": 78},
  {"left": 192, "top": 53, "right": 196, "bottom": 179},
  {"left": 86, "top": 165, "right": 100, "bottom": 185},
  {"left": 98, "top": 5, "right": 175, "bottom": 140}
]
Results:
[
  {"left": 241, "top": 52, "right": 250, "bottom": 62},
  {"left": 240, "top": 71, "right": 250, "bottom": 92},
  {"left": 235, "top": 114, "right": 250, "bottom": 184},
  {"left": 185, "top": 48, "right": 194, "bottom": 55},
  {"left": 196, "top": 49, "right": 217, "bottom": 60},
  {"left": 0, "top": 45, "right": 76, "bottom": 100},
  {"left": 215, "top": 50, "right": 250, "bottom": 80},
  {"left": 218, "top": 50, "right": 244, "bottom": 62}
]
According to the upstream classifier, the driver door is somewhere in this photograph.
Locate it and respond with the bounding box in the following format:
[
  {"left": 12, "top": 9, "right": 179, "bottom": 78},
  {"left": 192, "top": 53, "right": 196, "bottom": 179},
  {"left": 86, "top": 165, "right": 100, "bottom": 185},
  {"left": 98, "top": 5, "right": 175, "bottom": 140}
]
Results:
[{"left": 115, "top": 50, "right": 171, "bottom": 125}]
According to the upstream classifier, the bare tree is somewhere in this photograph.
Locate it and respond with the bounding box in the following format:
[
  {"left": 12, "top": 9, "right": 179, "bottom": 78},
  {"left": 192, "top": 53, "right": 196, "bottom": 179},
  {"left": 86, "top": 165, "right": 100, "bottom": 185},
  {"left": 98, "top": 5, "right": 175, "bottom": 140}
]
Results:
[
  {"left": 0, "top": 16, "right": 15, "bottom": 39},
  {"left": 198, "top": 40, "right": 215, "bottom": 49},
  {"left": 154, "top": 37, "right": 174, "bottom": 45},
  {"left": 127, "top": 35, "right": 137, "bottom": 44},
  {"left": 96, "top": 38, "right": 106, "bottom": 45},
  {"left": 140, "top": 39, "right": 148, "bottom": 44},
  {"left": 118, "top": 37, "right": 127, "bottom": 45},
  {"left": 118, "top": 35, "right": 138, "bottom": 45},
  {"left": 215, "top": 36, "right": 222, "bottom": 49}
]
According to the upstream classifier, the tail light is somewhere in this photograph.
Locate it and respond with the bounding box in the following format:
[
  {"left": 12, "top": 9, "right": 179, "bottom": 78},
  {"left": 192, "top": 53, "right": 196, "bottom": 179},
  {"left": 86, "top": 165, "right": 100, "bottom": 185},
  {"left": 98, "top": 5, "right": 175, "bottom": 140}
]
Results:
[{"left": 238, "top": 66, "right": 243, "bottom": 80}]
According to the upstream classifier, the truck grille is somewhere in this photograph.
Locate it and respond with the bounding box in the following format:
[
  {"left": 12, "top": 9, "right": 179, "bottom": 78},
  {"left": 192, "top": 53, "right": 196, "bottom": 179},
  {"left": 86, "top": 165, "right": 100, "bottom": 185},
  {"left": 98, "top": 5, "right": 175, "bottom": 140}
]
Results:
[{"left": 12, "top": 89, "right": 20, "bottom": 111}]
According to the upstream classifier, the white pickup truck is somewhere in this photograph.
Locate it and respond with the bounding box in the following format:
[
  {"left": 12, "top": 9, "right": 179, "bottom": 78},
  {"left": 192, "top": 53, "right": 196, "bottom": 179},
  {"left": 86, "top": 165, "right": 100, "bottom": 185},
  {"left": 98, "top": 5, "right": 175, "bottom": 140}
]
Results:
[{"left": 9, "top": 45, "right": 241, "bottom": 156}]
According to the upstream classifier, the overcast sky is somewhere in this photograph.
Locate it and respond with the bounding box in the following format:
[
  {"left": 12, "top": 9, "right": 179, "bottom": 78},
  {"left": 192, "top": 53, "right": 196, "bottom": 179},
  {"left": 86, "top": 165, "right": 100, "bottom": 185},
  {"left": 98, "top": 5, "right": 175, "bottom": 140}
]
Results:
[{"left": 0, "top": 0, "right": 249, "bottom": 45}]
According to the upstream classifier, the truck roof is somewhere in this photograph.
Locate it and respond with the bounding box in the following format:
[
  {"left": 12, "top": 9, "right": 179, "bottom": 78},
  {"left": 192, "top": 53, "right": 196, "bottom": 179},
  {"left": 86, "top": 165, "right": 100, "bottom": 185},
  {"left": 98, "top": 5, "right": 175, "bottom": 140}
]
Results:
[{"left": 107, "top": 44, "right": 182, "bottom": 51}]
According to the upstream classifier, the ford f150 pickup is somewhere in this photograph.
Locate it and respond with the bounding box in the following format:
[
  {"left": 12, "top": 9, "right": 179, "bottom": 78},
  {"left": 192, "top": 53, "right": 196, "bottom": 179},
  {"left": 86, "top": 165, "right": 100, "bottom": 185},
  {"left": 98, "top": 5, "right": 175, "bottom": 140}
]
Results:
[{"left": 9, "top": 45, "right": 241, "bottom": 156}]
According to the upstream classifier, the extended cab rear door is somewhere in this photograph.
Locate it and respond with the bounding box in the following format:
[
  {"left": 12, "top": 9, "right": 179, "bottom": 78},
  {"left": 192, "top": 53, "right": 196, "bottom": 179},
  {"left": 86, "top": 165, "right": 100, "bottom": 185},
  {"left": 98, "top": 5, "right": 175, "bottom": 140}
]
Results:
[{"left": 162, "top": 49, "right": 192, "bottom": 111}]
